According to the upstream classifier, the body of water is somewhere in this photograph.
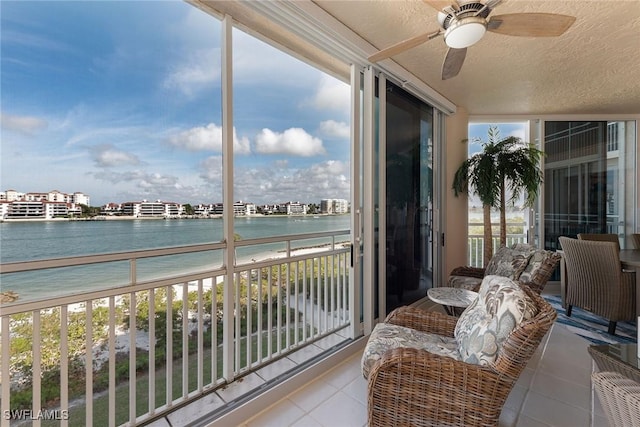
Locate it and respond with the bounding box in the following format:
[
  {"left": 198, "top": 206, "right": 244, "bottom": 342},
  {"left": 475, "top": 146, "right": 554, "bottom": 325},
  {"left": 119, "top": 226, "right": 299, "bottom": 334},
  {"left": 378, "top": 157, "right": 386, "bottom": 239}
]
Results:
[{"left": 0, "top": 215, "right": 350, "bottom": 301}]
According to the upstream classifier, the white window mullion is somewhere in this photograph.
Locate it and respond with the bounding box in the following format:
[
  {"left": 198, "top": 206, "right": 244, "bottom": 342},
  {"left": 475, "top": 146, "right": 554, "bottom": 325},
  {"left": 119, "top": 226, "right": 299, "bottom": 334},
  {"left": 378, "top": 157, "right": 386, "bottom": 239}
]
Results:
[
  {"left": 377, "top": 73, "right": 387, "bottom": 322},
  {"left": 349, "top": 64, "right": 362, "bottom": 340},
  {"left": 221, "top": 14, "right": 235, "bottom": 383},
  {"left": 362, "top": 66, "right": 375, "bottom": 335}
]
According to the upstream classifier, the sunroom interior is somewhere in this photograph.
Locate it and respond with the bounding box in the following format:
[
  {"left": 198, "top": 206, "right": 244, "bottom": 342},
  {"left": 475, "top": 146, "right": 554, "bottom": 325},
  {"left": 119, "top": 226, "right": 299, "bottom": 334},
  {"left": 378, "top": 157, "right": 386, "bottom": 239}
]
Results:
[
  {"left": 177, "top": 1, "right": 640, "bottom": 426},
  {"left": 188, "top": 1, "right": 639, "bottom": 426},
  {"left": 2, "top": 1, "right": 639, "bottom": 426}
]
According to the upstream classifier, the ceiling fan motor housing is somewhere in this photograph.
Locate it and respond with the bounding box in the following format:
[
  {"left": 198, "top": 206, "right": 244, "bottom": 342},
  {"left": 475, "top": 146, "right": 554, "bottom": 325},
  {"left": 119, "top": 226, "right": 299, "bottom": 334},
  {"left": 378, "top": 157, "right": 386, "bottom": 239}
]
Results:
[{"left": 439, "top": 2, "right": 492, "bottom": 48}]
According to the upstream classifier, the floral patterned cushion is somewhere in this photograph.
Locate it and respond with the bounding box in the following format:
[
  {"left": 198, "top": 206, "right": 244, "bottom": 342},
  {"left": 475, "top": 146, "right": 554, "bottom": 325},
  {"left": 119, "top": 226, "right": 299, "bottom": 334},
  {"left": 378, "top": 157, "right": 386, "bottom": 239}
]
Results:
[
  {"left": 361, "top": 322, "right": 460, "bottom": 378},
  {"left": 484, "top": 246, "right": 533, "bottom": 279},
  {"left": 454, "top": 275, "right": 538, "bottom": 366},
  {"left": 518, "top": 249, "right": 558, "bottom": 284}
]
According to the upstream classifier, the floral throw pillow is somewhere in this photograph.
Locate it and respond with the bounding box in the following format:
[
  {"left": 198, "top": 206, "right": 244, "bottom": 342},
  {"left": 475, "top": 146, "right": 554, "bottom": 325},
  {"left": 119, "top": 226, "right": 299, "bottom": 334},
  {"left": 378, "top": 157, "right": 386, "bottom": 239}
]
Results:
[
  {"left": 484, "top": 246, "right": 532, "bottom": 279},
  {"left": 454, "top": 275, "right": 538, "bottom": 366},
  {"left": 519, "top": 250, "right": 556, "bottom": 284}
]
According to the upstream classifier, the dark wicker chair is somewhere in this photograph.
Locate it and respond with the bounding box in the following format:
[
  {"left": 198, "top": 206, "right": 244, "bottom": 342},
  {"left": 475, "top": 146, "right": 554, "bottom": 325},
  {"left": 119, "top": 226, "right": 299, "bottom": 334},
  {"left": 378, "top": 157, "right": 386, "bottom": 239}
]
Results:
[
  {"left": 559, "top": 236, "right": 636, "bottom": 335},
  {"left": 448, "top": 244, "right": 561, "bottom": 295},
  {"left": 631, "top": 233, "right": 640, "bottom": 250},
  {"left": 577, "top": 233, "right": 621, "bottom": 251},
  {"left": 366, "top": 285, "right": 556, "bottom": 427}
]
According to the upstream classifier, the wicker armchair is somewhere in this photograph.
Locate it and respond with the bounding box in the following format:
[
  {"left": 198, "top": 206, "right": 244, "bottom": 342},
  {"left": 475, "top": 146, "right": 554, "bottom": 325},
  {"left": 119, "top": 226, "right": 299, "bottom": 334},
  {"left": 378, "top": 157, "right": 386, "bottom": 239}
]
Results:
[
  {"left": 448, "top": 243, "right": 561, "bottom": 295},
  {"left": 592, "top": 371, "right": 640, "bottom": 427},
  {"left": 364, "top": 282, "right": 556, "bottom": 427},
  {"left": 577, "top": 233, "right": 621, "bottom": 251},
  {"left": 558, "top": 236, "right": 636, "bottom": 335},
  {"left": 631, "top": 233, "right": 640, "bottom": 250}
]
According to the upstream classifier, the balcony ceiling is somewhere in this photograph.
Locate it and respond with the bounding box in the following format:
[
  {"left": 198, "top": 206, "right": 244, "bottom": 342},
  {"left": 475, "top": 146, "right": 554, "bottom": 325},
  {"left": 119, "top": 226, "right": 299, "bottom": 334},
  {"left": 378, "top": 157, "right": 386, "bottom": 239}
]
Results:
[
  {"left": 312, "top": 0, "right": 640, "bottom": 115},
  {"left": 195, "top": 0, "right": 639, "bottom": 116}
]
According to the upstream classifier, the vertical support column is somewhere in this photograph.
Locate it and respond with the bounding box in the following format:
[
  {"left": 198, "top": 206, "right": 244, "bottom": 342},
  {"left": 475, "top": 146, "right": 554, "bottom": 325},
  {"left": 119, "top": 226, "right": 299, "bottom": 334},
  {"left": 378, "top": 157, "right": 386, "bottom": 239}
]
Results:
[
  {"left": 221, "top": 14, "right": 235, "bottom": 383},
  {"left": 349, "top": 65, "right": 361, "bottom": 339},
  {"left": 377, "top": 73, "right": 387, "bottom": 323},
  {"left": 362, "top": 66, "right": 375, "bottom": 335}
]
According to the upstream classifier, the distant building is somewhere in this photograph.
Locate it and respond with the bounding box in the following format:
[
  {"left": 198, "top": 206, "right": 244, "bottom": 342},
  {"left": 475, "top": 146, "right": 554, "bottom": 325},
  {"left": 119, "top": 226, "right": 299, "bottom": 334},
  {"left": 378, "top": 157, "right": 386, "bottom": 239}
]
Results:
[
  {"left": 233, "top": 201, "right": 256, "bottom": 216},
  {"left": 117, "top": 200, "right": 184, "bottom": 218},
  {"left": 0, "top": 189, "right": 89, "bottom": 219},
  {"left": 7, "top": 201, "right": 45, "bottom": 218},
  {"left": 277, "top": 201, "right": 307, "bottom": 215},
  {"left": 320, "top": 198, "right": 348, "bottom": 214}
]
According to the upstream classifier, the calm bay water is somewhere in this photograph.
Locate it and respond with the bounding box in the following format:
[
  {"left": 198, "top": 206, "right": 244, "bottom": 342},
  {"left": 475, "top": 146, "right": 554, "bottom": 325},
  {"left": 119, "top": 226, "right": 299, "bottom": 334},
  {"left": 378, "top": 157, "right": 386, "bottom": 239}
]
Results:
[{"left": 0, "top": 215, "right": 350, "bottom": 301}]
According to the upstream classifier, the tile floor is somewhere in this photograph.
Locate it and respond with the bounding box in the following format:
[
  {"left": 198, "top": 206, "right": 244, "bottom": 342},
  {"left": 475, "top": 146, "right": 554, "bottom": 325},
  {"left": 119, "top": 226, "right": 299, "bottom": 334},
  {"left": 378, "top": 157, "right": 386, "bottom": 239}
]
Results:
[
  {"left": 148, "top": 296, "right": 614, "bottom": 427},
  {"left": 240, "top": 306, "right": 610, "bottom": 427}
]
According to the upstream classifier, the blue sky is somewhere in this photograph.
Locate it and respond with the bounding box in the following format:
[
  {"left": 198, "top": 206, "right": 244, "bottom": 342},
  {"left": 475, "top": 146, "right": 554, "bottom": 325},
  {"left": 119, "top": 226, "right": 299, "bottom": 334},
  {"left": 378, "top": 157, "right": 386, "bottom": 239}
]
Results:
[
  {"left": 468, "top": 122, "right": 528, "bottom": 155},
  {"left": 1, "top": 1, "right": 351, "bottom": 206}
]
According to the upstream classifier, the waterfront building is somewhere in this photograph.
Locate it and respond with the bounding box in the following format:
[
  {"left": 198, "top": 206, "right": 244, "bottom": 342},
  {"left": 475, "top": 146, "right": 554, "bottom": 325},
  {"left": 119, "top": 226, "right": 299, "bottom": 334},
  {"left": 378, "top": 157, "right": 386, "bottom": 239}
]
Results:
[
  {"left": 0, "top": 201, "right": 10, "bottom": 219},
  {"left": 0, "top": 190, "right": 90, "bottom": 217},
  {"left": 320, "top": 198, "right": 348, "bottom": 214},
  {"left": 100, "top": 203, "right": 121, "bottom": 216},
  {"left": 277, "top": 201, "right": 307, "bottom": 215},
  {"left": 7, "top": 201, "right": 45, "bottom": 218},
  {"left": 0, "top": 190, "right": 25, "bottom": 201},
  {"left": 233, "top": 201, "right": 256, "bottom": 216}
]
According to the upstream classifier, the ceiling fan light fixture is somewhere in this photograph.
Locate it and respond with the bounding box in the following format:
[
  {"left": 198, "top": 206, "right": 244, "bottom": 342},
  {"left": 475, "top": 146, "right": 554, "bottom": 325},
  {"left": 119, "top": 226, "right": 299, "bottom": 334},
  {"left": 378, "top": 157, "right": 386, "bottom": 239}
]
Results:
[{"left": 444, "top": 17, "right": 487, "bottom": 49}]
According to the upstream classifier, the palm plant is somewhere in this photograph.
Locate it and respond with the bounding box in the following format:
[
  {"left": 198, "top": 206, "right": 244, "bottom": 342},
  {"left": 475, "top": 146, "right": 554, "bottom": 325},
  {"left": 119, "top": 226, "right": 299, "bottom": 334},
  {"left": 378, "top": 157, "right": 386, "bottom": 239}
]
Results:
[{"left": 453, "top": 127, "right": 543, "bottom": 266}]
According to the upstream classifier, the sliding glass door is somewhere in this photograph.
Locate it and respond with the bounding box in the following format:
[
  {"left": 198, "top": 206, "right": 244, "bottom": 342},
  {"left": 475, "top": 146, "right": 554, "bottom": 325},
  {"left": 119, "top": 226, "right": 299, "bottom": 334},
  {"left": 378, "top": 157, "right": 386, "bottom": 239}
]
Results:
[
  {"left": 543, "top": 121, "right": 637, "bottom": 251},
  {"left": 385, "top": 82, "right": 434, "bottom": 313}
]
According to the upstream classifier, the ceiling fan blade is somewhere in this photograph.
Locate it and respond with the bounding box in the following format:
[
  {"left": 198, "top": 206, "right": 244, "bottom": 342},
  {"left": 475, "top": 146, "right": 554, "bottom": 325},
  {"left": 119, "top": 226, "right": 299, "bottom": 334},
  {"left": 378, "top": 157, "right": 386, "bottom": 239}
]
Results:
[
  {"left": 442, "top": 47, "right": 466, "bottom": 80},
  {"left": 423, "top": 0, "right": 457, "bottom": 12},
  {"left": 488, "top": 13, "right": 576, "bottom": 37},
  {"left": 368, "top": 30, "right": 441, "bottom": 63}
]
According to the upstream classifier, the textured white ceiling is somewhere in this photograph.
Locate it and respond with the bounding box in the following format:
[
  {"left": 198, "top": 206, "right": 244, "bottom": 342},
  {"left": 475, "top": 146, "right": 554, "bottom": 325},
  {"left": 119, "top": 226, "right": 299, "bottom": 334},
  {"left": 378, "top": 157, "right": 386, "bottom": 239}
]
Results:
[{"left": 313, "top": 0, "right": 640, "bottom": 115}]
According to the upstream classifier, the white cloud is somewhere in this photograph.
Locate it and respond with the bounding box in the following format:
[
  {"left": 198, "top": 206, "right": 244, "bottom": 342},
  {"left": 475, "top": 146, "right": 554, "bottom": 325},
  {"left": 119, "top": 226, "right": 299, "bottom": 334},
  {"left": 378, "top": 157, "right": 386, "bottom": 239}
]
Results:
[
  {"left": 0, "top": 112, "right": 48, "bottom": 135},
  {"left": 312, "top": 75, "right": 350, "bottom": 113},
  {"left": 233, "top": 159, "right": 349, "bottom": 204},
  {"left": 254, "top": 128, "right": 325, "bottom": 157},
  {"left": 90, "top": 144, "right": 140, "bottom": 167},
  {"left": 319, "top": 120, "right": 349, "bottom": 139},
  {"left": 168, "top": 123, "right": 251, "bottom": 154},
  {"left": 198, "top": 155, "right": 222, "bottom": 182},
  {"left": 162, "top": 48, "right": 220, "bottom": 97}
]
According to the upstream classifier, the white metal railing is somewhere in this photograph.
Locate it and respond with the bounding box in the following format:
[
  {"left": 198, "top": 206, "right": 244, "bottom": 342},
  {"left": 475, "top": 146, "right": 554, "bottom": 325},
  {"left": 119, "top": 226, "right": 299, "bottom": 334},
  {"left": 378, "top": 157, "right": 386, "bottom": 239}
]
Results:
[
  {"left": 467, "top": 221, "right": 529, "bottom": 267},
  {"left": 0, "top": 230, "right": 351, "bottom": 426},
  {"left": 467, "top": 235, "right": 529, "bottom": 267}
]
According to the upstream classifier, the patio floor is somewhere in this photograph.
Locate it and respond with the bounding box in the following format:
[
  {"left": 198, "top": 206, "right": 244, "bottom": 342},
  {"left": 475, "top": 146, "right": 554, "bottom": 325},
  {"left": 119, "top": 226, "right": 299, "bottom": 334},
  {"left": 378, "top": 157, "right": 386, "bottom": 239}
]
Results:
[{"left": 147, "top": 293, "right": 611, "bottom": 427}]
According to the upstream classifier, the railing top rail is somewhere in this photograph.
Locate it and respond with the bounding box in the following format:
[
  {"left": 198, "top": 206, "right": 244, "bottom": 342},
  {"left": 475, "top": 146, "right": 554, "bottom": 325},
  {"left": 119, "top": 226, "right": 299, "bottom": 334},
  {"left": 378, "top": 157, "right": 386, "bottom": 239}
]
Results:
[{"left": 234, "top": 229, "right": 350, "bottom": 247}]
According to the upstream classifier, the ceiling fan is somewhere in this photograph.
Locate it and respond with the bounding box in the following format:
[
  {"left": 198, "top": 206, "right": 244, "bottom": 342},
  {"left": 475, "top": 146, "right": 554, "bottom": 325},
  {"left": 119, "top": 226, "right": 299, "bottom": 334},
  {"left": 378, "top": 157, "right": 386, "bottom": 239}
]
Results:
[{"left": 368, "top": 0, "right": 576, "bottom": 80}]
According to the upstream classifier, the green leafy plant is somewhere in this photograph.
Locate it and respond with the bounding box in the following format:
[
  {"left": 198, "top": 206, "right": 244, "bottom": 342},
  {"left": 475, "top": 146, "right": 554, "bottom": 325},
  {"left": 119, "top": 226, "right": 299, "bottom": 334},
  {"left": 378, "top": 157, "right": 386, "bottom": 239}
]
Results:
[{"left": 453, "top": 126, "right": 543, "bottom": 265}]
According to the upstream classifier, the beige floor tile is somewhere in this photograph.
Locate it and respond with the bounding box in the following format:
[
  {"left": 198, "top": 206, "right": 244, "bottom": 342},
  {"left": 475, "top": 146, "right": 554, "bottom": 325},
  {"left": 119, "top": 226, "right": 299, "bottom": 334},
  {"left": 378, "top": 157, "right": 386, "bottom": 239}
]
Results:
[
  {"left": 530, "top": 370, "right": 591, "bottom": 410},
  {"left": 341, "top": 374, "right": 368, "bottom": 406},
  {"left": 288, "top": 378, "right": 339, "bottom": 413},
  {"left": 520, "top": 390, "right": 591, "bottom": 427},
  {"left": 290, "top": 415, "right": 323, "bottom": 427},
  {"left": 308, "top": 391, "right": 366, "bottom": 427},
  {"left": 245, "top": 399, "right": 305, "bottom": 427}
]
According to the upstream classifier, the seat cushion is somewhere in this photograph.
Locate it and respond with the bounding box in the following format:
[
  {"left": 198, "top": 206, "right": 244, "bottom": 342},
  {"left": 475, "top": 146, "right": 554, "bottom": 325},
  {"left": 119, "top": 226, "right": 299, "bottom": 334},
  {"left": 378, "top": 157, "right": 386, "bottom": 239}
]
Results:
[
  {"left": 484, "top": 246, "right": 533, "bottom": 279},
  {"left": 361, "top": 322, "right": 460, "bottom": 378},
  {"left": 454, "top": 275, "right": 538, "bottom": 366}
]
